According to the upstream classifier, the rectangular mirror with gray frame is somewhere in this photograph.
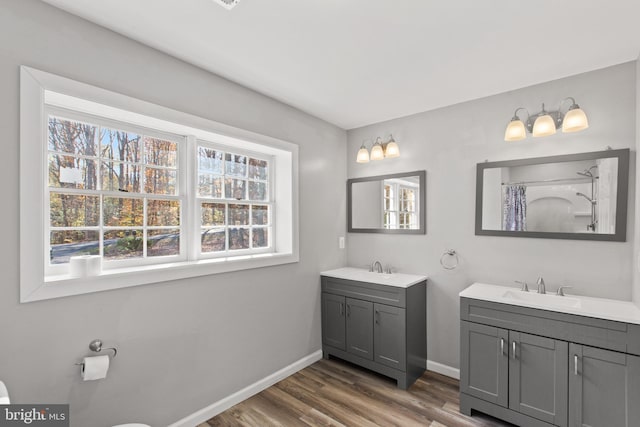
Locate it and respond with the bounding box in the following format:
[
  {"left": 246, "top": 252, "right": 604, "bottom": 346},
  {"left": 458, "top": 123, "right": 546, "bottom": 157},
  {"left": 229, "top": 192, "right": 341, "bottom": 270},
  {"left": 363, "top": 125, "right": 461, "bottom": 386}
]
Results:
[
  {"left": 348, "top": 170, "right": 426, "bottom": 234},
  {"left": 475, "top": 149, "right": 629, "bottom": 241}
]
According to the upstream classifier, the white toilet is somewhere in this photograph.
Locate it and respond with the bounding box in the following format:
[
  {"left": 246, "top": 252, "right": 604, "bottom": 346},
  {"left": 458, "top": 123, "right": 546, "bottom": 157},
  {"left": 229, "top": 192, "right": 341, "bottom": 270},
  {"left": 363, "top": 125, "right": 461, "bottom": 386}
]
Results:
[
  {"left": 0, "top": 381, "right": 9, "bottom": 405},
  {"left": 0, "top": 381, "right": 149, "bottom": 427}
]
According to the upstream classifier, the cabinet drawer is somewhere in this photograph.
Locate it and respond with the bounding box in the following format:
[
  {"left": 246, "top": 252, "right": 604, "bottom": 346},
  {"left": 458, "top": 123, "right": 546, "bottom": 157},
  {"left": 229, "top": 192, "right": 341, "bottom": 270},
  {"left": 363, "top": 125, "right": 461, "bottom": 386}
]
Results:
[
  {"left": 461, "top": 298, "right": 632, "bottom": 354},
  {"left": 322, "top": 277, "right": 406, "bottom": 308}
]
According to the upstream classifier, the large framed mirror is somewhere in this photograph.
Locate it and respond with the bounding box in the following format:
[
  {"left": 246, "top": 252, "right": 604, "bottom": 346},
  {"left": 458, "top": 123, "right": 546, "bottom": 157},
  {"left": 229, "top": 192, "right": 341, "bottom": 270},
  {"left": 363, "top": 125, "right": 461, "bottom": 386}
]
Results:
[
  {"left": 348, "top": 170, "right": 426, "bottom": 234},
  {"left": 475, "top": 149, "right": 630, "bottom": 241}
]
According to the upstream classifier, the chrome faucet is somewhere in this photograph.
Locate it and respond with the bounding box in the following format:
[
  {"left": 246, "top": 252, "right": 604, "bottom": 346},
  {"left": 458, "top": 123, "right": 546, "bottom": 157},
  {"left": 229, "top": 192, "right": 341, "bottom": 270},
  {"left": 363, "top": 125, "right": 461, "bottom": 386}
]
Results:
[
  {"left": 556, "top": 286, "right": 572, "bottom": 296},
  {"left": 371, "top": 260, "right": 383, "bottom": 273},
  {"left": 515, "top": 280, "right": 529, "bottom": 292},
  {"left": 536, "top": 276, "right": 546, "bottom": 294}
]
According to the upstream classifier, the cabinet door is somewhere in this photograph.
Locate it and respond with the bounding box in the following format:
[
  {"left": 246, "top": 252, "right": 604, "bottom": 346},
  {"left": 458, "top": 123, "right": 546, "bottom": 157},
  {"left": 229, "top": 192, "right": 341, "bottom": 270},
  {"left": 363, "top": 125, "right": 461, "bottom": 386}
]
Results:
[
  {"left": 460, "top": 321, "right": 508, "bottom": 407},
  {"left": 321, "top": 293, "right": 345, "bottom": 350},
  {"left": 509, "top": 332, "right": 568, "bottom": 426},
  {"left": 569, "top": 344, "right": 640, "bottom": 427},
  {"left": 345, "top": 298, "right": 373, "bottom": 360},
  {"left": 374, "top": 303, "right": 406, "bottom": 371}
]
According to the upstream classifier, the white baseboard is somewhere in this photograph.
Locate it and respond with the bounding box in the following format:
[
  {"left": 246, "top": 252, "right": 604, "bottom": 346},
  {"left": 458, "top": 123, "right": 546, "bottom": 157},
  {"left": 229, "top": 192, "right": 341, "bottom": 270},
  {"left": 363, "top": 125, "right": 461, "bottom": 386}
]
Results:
[
  {"left": 168, "top": 350, "right": 323, "bottom": 427},
  {"left": 427, "top": 360, "right": 460, "bottom": 380}
]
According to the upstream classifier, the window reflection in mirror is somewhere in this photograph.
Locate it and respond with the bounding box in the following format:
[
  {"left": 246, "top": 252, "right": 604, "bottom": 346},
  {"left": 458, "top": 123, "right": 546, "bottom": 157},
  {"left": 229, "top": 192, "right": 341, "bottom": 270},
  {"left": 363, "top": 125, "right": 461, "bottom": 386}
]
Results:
[{"left": 348, "top": 171, "right": 426, "bottom": 234}]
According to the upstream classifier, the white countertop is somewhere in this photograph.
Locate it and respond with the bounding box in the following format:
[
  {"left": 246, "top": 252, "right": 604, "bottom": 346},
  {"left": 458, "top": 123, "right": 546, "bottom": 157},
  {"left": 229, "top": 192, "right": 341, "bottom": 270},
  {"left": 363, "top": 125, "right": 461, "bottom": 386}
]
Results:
[
  {"left": 321, "top": 267, "right": 427, "bottom": 288},
  {"left": 460, "top": 283, "right": 640, "bottom": 325}
]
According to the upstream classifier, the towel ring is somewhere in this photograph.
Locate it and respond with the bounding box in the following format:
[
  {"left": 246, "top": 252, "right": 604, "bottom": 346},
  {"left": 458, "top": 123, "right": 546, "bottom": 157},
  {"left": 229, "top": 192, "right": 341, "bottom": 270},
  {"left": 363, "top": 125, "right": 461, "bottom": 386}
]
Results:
[{"left": 440, "top": 249, "right": 459, "bottom": 270}]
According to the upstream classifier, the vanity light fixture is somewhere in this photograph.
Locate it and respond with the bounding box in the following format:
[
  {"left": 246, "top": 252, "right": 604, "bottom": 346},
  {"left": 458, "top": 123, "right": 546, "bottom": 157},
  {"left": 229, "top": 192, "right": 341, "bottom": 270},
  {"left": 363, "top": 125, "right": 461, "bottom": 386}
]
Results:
[
  {"left": 212, "top": 0, "right": 240, "bottom": 10},
  {"left": 356, "top": 134, "right": 400, "bottom": 163},
  {"left": 370, "top": 137, "right": 385, "bottom": 161},
  {"left": 504, "top": 97, "right": 589, "bottom": 142}
]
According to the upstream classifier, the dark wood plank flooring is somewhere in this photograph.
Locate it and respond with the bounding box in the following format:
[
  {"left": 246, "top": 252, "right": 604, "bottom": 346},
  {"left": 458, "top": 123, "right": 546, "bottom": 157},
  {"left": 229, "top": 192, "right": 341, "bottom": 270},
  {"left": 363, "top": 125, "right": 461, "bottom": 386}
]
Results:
[{"left": 203, "top": 358, "right": 513, "bottom": 427}]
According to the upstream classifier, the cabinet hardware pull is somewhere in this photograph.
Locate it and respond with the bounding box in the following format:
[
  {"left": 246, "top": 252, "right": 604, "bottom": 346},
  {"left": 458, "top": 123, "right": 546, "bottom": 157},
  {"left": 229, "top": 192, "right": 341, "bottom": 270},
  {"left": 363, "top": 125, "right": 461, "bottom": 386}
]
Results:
[
  {"left": 512, "top": 341, "right": 516, "bottom": 359},
  {"left": 347, "top": 304, "right": 351, "bottom": 317},
  {"left": 375, "top": 310, "right": 379, "bottom": 324},
  {"left": 574, "top": 355, "right": 578, "bottom": 376},
  {"left": 340, "top": 303, "right": 344, "bottom": 316},
  {"left": 500, "top": 338, "right": 505, "bottom": 355}
]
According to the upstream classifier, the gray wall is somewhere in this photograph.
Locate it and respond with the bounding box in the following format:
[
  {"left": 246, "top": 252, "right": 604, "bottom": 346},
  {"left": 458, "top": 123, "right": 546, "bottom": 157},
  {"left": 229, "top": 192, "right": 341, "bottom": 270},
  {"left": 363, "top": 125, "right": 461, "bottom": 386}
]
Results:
[
  {"left": 347, "top": 62, "right": 637, "bottom": 370},
  {"left": 0, "top": 1, "right": 346, "bottom": 426},
  {"left": 635, "top": 54, "right": 640, "bottom": 306}
]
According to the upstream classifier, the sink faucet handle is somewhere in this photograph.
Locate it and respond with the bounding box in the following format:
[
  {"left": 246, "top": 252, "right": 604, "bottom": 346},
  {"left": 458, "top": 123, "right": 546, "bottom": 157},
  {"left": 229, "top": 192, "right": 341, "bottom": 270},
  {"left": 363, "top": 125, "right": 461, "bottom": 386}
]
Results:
[
  {"left": 556, "top": 286, "right": 573, "bottom": 296},
  {"left": 384, "top": 265, "right": 393, "bottom": 274},
  {"left": 536, "top": 276, "right": 546, "bottom": 294},
  {"left": 515, "top": 280, "right": 529, "bottom": 292}
]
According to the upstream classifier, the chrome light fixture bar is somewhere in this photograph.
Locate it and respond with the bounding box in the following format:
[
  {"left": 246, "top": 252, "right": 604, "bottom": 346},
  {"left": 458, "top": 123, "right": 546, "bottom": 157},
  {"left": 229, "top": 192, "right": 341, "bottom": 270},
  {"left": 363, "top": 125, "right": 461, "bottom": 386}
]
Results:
[
  {"left": 504, "top": 97, "right": 589, "bottom": 142},
  {"left": 356, "top": 134, "right": 400, "bottom": 163}
]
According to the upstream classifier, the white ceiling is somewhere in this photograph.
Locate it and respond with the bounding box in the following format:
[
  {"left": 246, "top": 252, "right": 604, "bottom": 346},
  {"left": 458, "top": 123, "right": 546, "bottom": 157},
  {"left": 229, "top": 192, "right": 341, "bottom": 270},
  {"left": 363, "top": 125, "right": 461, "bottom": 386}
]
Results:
[{"left": 41, "top": 0, "right": 640, "bottom": 129}]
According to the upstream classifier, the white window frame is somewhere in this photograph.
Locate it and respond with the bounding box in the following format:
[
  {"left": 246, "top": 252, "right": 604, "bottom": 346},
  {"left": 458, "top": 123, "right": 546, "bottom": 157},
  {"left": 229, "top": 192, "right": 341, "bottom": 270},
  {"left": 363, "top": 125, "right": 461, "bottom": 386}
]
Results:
[
  {"left": 20, "top": 66, "right": 299, "bottom": 303},
  {"left": 383, "top": 182, "right": 397, "bottom": 229},
  {"left": 397, "top": 185, "right": 417, "bottom": 229},
  {"left": 45, "top": 106, "right": 189, "bottom": 275},
  {"left": 193, "top": 139, "right": 274, "bottom": 259},
  {"left": 382, "top": 179, "right": 419, "bottom": 230}
]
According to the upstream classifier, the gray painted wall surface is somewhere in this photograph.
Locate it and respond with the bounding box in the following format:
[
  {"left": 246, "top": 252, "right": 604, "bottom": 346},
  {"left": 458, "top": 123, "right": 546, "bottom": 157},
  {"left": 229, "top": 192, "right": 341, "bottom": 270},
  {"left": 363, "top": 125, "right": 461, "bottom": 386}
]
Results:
[
  {"left": 634, "top": 54, "right": 640, "bottom": 306},
  {"left": 347, "top": 62, "right": 637, "bottom": 370},
  {"left": 0, "top": 1, "right": 346, "bottom": 426}
]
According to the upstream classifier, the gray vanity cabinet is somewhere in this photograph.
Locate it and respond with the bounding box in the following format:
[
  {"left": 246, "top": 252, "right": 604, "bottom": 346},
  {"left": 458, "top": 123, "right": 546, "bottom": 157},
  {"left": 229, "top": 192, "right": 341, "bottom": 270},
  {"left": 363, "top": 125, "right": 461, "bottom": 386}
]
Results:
[
  {"left": 460, "top": 321, "right": 509, "bottom": 406},
  {"left": 345, "top": 298, "right": 374, "bottom": 360},
  {"left": 321, "top": 276, "right": 426, "bottom": 389},
  {"left": 509, "top": 332, "right": 568, "bottom": 426},
  {"left": 569, "top": 344, "right": 640, "bottom": 427},
  {"left": 374, "top": 303, "right": 406, "bottom": 371},
  {"left": 460, "top": 323, "right": 567, "bottom": 426},
  {"left": 460, "top": 297, "right": 640, "bottom": 427},
  {"left": 321, "top": 293, "right": 346, "bottom": 350},
  {"left": 321, "top": 294, "right": 374, "bottom": 359}
]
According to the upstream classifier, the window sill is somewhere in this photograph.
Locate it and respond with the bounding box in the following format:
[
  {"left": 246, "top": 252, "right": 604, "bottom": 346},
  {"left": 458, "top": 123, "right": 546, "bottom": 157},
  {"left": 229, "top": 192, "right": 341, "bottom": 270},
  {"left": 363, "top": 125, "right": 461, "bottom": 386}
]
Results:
[{"left": 23, "top": 252, "right": 298, "bottom": 303}]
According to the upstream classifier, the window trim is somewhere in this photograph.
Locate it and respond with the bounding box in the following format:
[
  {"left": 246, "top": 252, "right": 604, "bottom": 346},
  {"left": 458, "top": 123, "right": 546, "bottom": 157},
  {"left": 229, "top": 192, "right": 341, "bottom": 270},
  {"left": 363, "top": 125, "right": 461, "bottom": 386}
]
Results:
[
  {"left": 45, "top": 105, "right": 189, "bottom": 275},
  {"left": 383, "top": 181, "right": 419, "bottom": 230},
  {"left": 194, "top": 139, "right": 275, "bottom": 259},
  {"left": 20, "top": 66, "right": 299, "bottom": 303}
]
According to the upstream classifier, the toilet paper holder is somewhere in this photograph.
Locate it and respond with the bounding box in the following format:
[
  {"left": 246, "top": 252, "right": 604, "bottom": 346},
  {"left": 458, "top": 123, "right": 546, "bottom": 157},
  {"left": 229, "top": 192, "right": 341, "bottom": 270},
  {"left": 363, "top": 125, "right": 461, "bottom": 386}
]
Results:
[{"left": 74, "top": 339, "right": 118, "bottom": 366}]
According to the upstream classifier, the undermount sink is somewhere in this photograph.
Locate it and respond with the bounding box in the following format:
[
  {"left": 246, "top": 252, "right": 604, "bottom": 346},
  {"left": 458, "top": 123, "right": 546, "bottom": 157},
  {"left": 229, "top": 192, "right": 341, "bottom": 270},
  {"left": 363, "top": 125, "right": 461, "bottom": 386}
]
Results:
[{"left": 502, "top": 290, "right": 581, "bottom": 308}]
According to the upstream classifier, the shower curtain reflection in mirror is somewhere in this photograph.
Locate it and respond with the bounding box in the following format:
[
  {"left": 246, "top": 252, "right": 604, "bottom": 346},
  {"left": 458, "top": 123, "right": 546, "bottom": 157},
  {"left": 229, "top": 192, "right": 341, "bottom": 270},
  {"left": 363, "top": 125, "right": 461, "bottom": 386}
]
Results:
[{"left": 503, "top": 185, "right": 527, "bottom": 231}]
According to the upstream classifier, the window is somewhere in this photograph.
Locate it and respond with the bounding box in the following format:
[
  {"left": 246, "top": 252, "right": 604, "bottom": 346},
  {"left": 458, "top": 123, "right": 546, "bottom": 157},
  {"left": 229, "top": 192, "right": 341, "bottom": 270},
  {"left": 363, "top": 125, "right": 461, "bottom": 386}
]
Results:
[
  {"left": 398, "top": 186, "right": 417, "bottom": 229},
  {"left": 20, "top": 66, "right": 298, "bottom": 302},
  {"left": 47, "top": 110, "right": 185, "bottom": 274},
  {"left": 196, "top": 144, "right": 272, "bottom": 255},
  {"left": 383, "top": 179, "right": 419, "bottom": 230}
]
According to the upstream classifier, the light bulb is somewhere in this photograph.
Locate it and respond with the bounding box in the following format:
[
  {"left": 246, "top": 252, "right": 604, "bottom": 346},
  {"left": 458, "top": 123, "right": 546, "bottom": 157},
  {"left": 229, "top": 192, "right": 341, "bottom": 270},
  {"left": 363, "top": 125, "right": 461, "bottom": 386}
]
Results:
[
  {"left": 504, "top": 119, "right": 527, "bottom": 141},
  {"left": 562, "top": 107, "right": 589, "bottom": 133},
  {"left": 370, "top": 143, "right": 384, "bottom": 161},
  {"left": 532, "top": 114, "right": 556, "bottom": 137},
  {"left": 385, "top": 142, "right": 400, "bottom": 158},
  {"left": 356, "top": 143, "right": 370, "bottom": 163},
  {"left": 385, "top": 135, "right": 400, "bottom": 158}
]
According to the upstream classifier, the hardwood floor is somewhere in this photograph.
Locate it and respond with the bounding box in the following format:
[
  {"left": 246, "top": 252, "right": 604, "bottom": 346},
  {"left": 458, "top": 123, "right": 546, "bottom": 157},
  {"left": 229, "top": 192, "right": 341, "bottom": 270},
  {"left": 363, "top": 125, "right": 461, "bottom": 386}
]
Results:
[{"left": 202, "top": 358, "right": 513, "bottom": 427}]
